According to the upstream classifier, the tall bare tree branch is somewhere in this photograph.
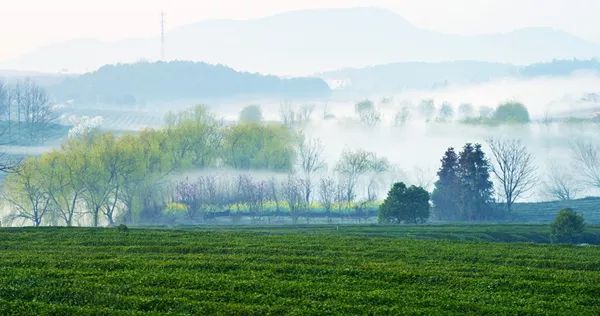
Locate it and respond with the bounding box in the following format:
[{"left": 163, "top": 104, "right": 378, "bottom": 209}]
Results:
[
  {"left": 570, "top": 141, "right": 600, "bottom": 188},
  {"left": 488, "top": 138, "right": 537, "bottom": 213}
]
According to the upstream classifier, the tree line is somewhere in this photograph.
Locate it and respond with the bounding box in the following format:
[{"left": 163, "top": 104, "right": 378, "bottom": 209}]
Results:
[
  {"left": 380, "top": 139, "right": 536, "bottom": 224},
  {"left": 2, "top": 105, "right": 300, "bottom": 226},
  {"left": 4, "top": 98, "right": 598, "bottom": 227},
  {"left": 2, "top": 105, "right": 396, "bottom": 226}
]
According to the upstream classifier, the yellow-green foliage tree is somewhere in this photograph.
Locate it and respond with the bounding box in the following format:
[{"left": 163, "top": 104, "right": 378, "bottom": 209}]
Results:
[
  {"left": 223, "top": 123, "right": 296, "bottom": 171},
  {"left": 37, "top": 148, "right": 85, "bottom": 226},
  {"left": 3, "top": 158, "right": 51, "bottom": 226},
  {"left": 165, "top": 105, "right": 223, "bottom": 169},
  {"left": 3, "top": 104, "right": 300, "bottom": 227}
]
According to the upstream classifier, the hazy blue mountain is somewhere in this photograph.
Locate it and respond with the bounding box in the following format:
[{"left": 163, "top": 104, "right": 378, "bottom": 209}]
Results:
[
  {"left": 519, "top": 59, "right": 600, "bottom": 77},
  {"left": 320, "top": 61, "right": 519, "bottom": 93},
  {"left": 0, "top": 69, "right": 69, "bottom": 86},
  {"left": 2, "top": 8, "right": 600, "bottom": 75},
  {"left": 49, "top": 61, "right": 330, "bottom": 105},
  {"left": 319, "top": 59, "right": 600, "bottom": 94}
]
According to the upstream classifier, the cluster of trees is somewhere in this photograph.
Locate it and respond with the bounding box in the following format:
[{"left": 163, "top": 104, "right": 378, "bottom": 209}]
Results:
[
  {"left": 280, "top": 103, "right": 315, "bottom": 128},
  {"left": 167, "top": 148, "right": 393, "bottom": 223},
  {"left": 169, "top": 172, "right": 379, "bottom": 224},
  {"left": 355, "top": 100, "right": 381, "bottom": 127},
  {"left": 4, "top": 132, "right": 169, "bottom": 226},
  {"left": 378, "top": 182, "right": 430, "bottom": 224},
  {"left": 239, "top": 105, "right": 263, "bottom": 123},
  {"left": 431, "top": 139, "right": 537, "bottom": 221},
  {"left": 491, "top": 102, "right": 530, "bottom": 123},
  {"left": 431, "top": 144, "right": 496, "bottom": 221},
  {"left": 2, "top": 105, "right": 299, "bottom": 226},
  {"left": 539, "top": 140, "right": 600, "bottom": 202},
  {"left": 5, "top": 92, "right": 597, "bottom": 227},
  {"left": 392, "top": 100, "right": 531, "bottom": 126},
  {"left": 3, "top": 104, "right": 398, "bottom": 227},
  {"left": 408, "top": 137, "right": 600, "bottom": 224},
  {"left": 270, "top": 97, "right": 531, "bottom": 131},
  {"left": 0, "top": 79, "right": 57, "bottom": 142},
  {"left": 223, "top": 123, "right": 295, "bottom": 171},
  {"left": 457, "top": 101, "right": 530, "bottom": 124}
]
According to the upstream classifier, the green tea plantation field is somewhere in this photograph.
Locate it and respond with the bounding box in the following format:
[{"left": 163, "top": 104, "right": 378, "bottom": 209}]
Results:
[{"left": 0, "top": 225, "right": 599, "bottom": 315}]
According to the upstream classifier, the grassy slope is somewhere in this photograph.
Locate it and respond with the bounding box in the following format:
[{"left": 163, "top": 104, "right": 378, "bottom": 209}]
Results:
[
  {"left": 0, "top": 225, "right": 598, "bottom": 315},
  {"left": 512, "top": 197, "right": 600, "bottom": 223}
]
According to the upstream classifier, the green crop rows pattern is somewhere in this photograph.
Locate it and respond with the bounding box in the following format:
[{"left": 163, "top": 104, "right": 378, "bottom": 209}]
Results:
[{"left": 0, "top": 225, "right": 598, "bottom": 315}]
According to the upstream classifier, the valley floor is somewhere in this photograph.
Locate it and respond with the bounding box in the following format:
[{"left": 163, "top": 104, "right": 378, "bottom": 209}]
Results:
[{"left": 0, "top": 225, "right": 598, "bottom": 315}]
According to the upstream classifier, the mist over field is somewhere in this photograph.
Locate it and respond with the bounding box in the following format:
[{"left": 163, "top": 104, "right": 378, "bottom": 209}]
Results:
[
  {"left": 198, "top": 73, "right": 600, "bottom": 198},
  {"left": 4, "top": 66, "right": 600, "bottom": 209},
  {"left": 1, "top": 72, "right": 595, "bottom": 209},
  {"left": 3, "top": 2, "right": 600, "bottom": 314}
]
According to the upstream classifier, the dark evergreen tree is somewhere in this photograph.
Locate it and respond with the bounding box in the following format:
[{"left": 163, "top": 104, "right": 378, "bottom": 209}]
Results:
[
  {"left": 431, "top": 147, "right": 461, "bottom": 220},
  {"left": 432, "top": 144, "right": 495, "bottom": 221},
  {"left": 457, "top": 143, "right": 495, "bottom": 220},
  {"left": 378, "top": 182, "right": 430, "bottom": 224}
]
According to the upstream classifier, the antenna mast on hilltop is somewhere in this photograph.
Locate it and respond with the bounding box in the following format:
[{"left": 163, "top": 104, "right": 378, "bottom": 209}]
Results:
[{"left": 160, "top": 11, "right": 166, "bottom": 61}]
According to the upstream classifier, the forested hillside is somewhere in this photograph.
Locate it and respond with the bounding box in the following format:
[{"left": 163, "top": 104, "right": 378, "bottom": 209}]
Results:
[{"left": 50, "top": 61, "right": 331, "bottom": 105}]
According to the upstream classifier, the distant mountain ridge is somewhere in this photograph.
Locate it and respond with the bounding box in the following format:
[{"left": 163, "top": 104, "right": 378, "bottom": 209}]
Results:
[
  {"left": 319, "top": 61, "right": 518, "bottom": 93},
  {"left": 2, "top": 7, "right": 600, "bottom": 75},
  {"left": 319, "top": 59, "right": 600, "bottom": 94},
  {"left": 49, "top": 61, "right": 330, "bottom": 105},
  {"left": 519, "top": 59, "right": 600, "bottom": 77}
]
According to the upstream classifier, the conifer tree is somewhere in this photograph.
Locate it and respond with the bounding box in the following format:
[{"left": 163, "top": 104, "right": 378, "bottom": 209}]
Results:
[
  {"left": 432, "top": 144, "right": 495, "bottom": 221},
  {"left": 457, "top": 143, "right": 494, "bottom": 220},
  {"left": 431, "top": 147, "right": 461, "bottom": 220}
]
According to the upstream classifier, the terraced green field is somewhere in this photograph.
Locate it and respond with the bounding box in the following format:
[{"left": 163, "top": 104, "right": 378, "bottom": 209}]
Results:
[{"left": 0, "top": 225, "right": 599, "bottom": 315}]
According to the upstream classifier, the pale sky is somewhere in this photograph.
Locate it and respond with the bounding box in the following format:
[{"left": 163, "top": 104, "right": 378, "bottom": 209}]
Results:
[{"left": 2, "top": 0, "right": 600, "bottom": 62}]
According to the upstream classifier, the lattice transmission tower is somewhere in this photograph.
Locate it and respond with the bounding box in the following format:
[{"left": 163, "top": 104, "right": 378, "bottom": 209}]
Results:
[{"left": 161, "top": 12, "right": 165, "bottom": 61}]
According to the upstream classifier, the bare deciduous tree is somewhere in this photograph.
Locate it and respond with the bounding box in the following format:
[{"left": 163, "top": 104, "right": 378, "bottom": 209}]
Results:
[
  {"left": 393, "top": 106, "right": 410, "bottom": 127},
  {"left": 318, "top": 176, "right": 336, "bottom": 221},
  {"left": 355, "top": 100, "right": 381, "bottom": 127},
  {"left": 488, "top": 138, "right": 537, "bottom": 213},
  {"left": 299, "top": 136, "right": 326, "bottom": 175},
  {"left": 298, "top": 104, "right": 315, "bottom": 123},
  {"left": 280, "top": 103, "right": 314, "bottom": 127},
  {"left": 1, "top": 79, "right": 57, "bottom": 142},
  {"left": 335, "top": 150, "right": 372, "bottom": 206},
  {"left": 266, "top": 177, "right": 281, "bottom": 214},
  {"left": 412, "top": 166, "right": 435, "bottom": 191},
  {"left": 282, "top": 176, "right": 303, "bottom": 223},
  {"left": 18, "top": 80, "right": 56, "bottom": 140},
  {"left": 542, "top": 166, "right": 580, "bottom": 201},
  {"left": 27, "top": 82, "right": 56, "bottom": 135},
  {"left": 570, "top": 141, "right": 600, "bottom": 188},
  {"left": 298, "top": 135, "right": 326, "bottom": 203},
  {"left": 174, "top": 178, "right": 202, "bottom": 220},
  {"left": 0, "top": 81, "right": 20, "bottom": 172},
  {"left": 0, "top": 149, "right": 18, "bottom": 173},
  {"left": 335, "top": 149, "right": 389, "bottom": 206},
  {"left": 334, "top": 180, "right": 348, "bottom": 215},
  {"left": 0, "top": 81, "right": 8, "bottom": 121}
]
